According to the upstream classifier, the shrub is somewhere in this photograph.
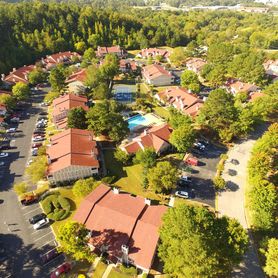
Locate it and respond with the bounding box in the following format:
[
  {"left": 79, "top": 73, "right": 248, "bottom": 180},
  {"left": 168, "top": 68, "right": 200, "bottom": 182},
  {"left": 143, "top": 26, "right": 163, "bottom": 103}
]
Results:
[
  {"left": 41, "top": 194, "right": 71, "bottom": 221},
  {"left": 101, "top": 176, "right": 116, "bottom": 184},
  {"left": 13, "top": 182, "right": 27, "bottom": 196},
  {"left": 213, "top": 176, "right": 226, "bottom": 191}
]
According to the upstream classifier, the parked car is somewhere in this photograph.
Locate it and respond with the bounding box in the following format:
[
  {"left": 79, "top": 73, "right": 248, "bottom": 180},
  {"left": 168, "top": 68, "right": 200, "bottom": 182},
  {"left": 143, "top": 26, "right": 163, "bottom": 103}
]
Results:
[
  {"left": 0, "top": 141, "right": 11, "bottom": 150},
  {"left": 40, "top": 248, "right": 61, "bottom": 265},
  {"left": 32, "top": 136, "right": 45, "bottom": 142},
  {"left": 175, "top": 191, "right": 189, "bottom": 199},
  {"left": 36, "top": 123, "right": 46, "bottom": 129},
  {"left": 32, "top": 143, "right": 43, "bottom": 149},
  {"left": 20, "top": 194, "right": 38, "bottom": 206},
  {"left": 33, "top": 218, "right": 49, "bottom": 230},
  {"left": 194, "top": 142, "right": 205, "bottom": 151},
  {"left": 10, "top": 117, "right": 20, "bottom": 123},
  {"left": 40, "top": 102, "right": 48, "bottom": 107},
  {"left": 39, "top": 111, "right": 48, "bottom": 116},
  {"left": 180, "top": 176, "right": 192, "bottom": 183},
  {"left": 6, "top": 128, "right": 17, "bottom": 133},
  {"left": 29, "top": 213, "right": 46, "bottom": 224},
  {"left": 32, "top": 148, "right": 38, "bottom": 156},
  {"left": 0, "top": 152, "right": 8, "bottom": 158},
  {"left": 33, "top": 132, "right": 45, "bottom": 137},
  {"left": 50, "top": 262, "right": 72, "bottom": 278}
]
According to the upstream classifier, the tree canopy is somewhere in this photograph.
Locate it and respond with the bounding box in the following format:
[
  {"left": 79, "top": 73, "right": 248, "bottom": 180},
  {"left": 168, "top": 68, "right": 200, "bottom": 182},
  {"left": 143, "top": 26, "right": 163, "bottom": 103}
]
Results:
[
  {"left": 12, "top": 82, "right": 30, "bottom": 101},
  {"left": 67, "top": 107, "right": 88, "bottom": 129},
  {"left": 72, "top": 177, "right": 98, "bottom": 198},
  {"left": 159, "top": 204, "right": 248, "bottom": 278},
  {"left": 180, "top": 70, "right": 201, "bottom": 93}
]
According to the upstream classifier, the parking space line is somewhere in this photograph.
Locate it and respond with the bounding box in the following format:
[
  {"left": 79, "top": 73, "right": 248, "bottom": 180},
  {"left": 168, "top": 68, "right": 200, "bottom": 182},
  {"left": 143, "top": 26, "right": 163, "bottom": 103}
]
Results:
[
  {"left": 38, "top": 239, "right": 56, "bottom": 250},
  {"left": 43, "top": 254, "right": 64, "bottom": 268},
  {"left": 31, "top": 226, "right": 51, "bottom": 235},
  {"left": 33, "top": 231, "right": 53, "bottom": 242},
  {"left": 23, "top": 207, "right": 41, "bottom": 216}
]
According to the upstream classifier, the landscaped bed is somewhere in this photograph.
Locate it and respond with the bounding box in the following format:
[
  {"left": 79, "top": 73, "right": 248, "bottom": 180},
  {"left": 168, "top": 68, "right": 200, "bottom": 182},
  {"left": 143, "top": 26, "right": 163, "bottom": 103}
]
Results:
[{"left": 93, "top": 261, "right": 107, "bottom": 277}]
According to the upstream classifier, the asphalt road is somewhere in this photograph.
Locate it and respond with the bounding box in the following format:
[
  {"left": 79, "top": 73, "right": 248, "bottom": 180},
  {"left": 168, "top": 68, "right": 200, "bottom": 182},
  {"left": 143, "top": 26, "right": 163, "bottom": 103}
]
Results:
[
  {"left": 0, "top": 89, "right": 64, "bottom": 278},
  {"left": 179, "top": 143, "right": 226, "bottom": 208}
]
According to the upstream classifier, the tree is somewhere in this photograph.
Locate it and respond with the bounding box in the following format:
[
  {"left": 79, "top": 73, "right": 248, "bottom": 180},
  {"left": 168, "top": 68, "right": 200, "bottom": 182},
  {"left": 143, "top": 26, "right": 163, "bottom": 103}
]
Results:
[
  {"left": 133, "top": 148, "right": 156, "bottom": 168},
  {"left": 169, "top": 108, "right": 192, "bottom": 129},
  {"left": 207, "top": 42, "right": 234, "bottom": 65},
  {"left": 12, "top": 82, "right": 30, "bottom": 101},
  {"left": 85, "top": 64, "right": 103, "bottom": 88},
  {"left": 197, "top": 89, "right": 238, "bottom": 141},
  {"left": 213, "top": 176, "right": 226, "bottom": 191},
  {"left": 86, "top": 101, "right": 129, "bottom": 142},
  {"left": 159, "top": 204, "right": 248, "bottom": 278},
  {"left": 44, "top": 91, "right": 61, "bottom": 104},
  {"left": 13, "top": 182, "right": 27, "bottom": 196},
  {"left": 201, "top": 64, "right": 226, "bottom": 87},
  {"left": 170, "top": 123, "right": 195, "bottom": 152},
  {"left": 72, "top": 177, "right": 98, "bottom": 198},
  {"left": 147, "top": 161, "right": 178, "bottom": 193},
  {"left": 58, "top": 221, "right": 95, "bottom": 263},
  {"left": 90, "top": 82, "right": 110, "bottom": 100},
  {"left": 74, "top": 41, "right": 86, "bottom": 53},
  {"left": 170, "top": 47, "right": 187, "bottom": 67},
  {"left": 28, "top": 68, "right": 47, "bottom": 85},
  {"left": 0, "top": 94, "right": 16, "bottom": 110},
  {"left": 100, "top": 53, "right": 119, "bottom": 83},
  {"left": 264, "top": 238, "right": 278, "bottom": 277},
  {"left": 49, "top": 65, "right": 67, "bottom": 92},
  {"left": 81, "top": 47, "right": 97, "bottom": 67},
  {"left": 25, "top": 155, "right": 47, "bottom": 183},
  {"left": 180, "top": 70, "right": 201, "bottom": 93},
  {"left": 67, "top": 107, "right": 87, "bottom": 129},
  {"left": 114, "top": 148, "right": 130, "bottom": 165}
]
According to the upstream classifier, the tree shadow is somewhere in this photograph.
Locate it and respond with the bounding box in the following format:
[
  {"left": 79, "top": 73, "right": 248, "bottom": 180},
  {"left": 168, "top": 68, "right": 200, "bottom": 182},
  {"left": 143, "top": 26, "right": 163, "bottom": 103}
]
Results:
[{"left": 226, "top": 181, "right": 239, "bottom": 192}]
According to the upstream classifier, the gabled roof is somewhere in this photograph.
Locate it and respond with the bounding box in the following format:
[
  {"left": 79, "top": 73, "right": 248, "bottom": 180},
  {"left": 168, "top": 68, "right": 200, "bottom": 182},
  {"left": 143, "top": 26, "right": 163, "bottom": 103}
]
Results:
[
  {"left": 229, "top": 81, "right": 259, "bottom": 93},
  {"left": 157, "top": 86, "right": 203, "bottom": 117},
  {"left": 186, "top": 58, "right": 207, "bottom": 72},
  {"left": 65, "top": 69, "right": 87, "bottom": 84},
  {"left": 47, "top": 128, "right": 99, "bottom": 174},
  {"left": 73, "top": 183, "right": 167, "bottom": 270},
  {"left": 121, "top": 123, "right": 172, "bottom": 154},
  {"left": 119, "top": 59, "right": 137, "bottom": 71},
  {"left": 138, "top": 48, "right": 170, "bottom": 59},
  {"left": 3, "top": 65, "right": 35, "bottom": 84},
  {"left": 43, "top": 51, "right": 81, "bottom": 66},
  {"left": 97, "top": 46, "right": 124, "bottom": 57},
  {"left": 249, "top": 91, "right": 265, "bottom": 102},
  {"left": 142, "top": 64, "right": 173, "bottom": 80}
]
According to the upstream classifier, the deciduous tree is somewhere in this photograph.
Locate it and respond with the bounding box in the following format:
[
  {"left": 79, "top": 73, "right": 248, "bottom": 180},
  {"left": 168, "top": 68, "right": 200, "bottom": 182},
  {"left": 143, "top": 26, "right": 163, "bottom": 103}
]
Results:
[
  {"left": 72, "top": 177, "right": 98, "bottom": 198},
  {"left": 12, "top": 82, "right": 30, "bottom": 101},
  {"left": 180, "top": 70, "right": 201, "bottom": 93},
  {"left": 67, "top": 107, "right": 87, "bottom": 129}
]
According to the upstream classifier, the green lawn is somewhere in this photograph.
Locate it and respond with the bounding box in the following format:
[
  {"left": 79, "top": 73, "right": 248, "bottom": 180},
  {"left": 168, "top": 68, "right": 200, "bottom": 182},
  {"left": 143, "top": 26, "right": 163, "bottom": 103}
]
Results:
[
  {"left": 107, "top": 267, "right": 135, "bottom": 278},
  {"left": 48, "top": 187, "right": 82, "bottom": 235},
  {"left": 153, "top": 106, "right": 170, "bottom": 120},
  {"left": 94, "top": 261, "right": 107, "bottom": 277},
  {"left": 103, "top": 150, "right": 160, "bottom": 201}
]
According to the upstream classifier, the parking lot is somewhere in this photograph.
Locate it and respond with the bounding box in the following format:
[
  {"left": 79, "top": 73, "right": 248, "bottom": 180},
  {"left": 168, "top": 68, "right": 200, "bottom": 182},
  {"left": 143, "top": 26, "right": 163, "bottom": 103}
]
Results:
[
  {"left": 0, "top": 87, "right": 66, "bottom": 278},
  {"left": 178, "top": 142, "right": 227, "bottom": 208}
]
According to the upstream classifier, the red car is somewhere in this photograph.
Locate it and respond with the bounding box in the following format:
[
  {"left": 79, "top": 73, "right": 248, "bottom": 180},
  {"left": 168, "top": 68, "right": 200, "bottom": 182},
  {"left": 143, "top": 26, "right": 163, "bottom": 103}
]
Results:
[
  {"left": 32, "top": 143, "right": 43, "bottom": 148},
  {"left": 50, "top": 262, "right": 71, "bottom": 278}
]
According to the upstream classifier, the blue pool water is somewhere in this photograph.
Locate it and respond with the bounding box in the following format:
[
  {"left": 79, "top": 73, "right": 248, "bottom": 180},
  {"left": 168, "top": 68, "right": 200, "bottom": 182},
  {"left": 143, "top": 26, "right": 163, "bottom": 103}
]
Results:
[{"left": 127, "top": 115, "right": 148, "bottom": 130}]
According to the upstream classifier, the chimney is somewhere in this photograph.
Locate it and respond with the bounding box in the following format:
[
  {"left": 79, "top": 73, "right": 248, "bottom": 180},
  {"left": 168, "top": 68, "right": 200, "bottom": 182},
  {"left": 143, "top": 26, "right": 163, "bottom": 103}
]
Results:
[
  {"left": 1, "top": 74, "right": 5, "bottom": 80},
  {"left": 144, "top": 129, "right": 148, "bottom": 135},
  {"left": 12, "top": 68, "right": 16, "bottom": 72},
  {"left": 144, "top": 198, "right": 151, "bottom": 206},
  {"left": 168, "top": 196, "right": 175, "bottom": 207},
  {"left": 113, "top": 187, "right": 120, "bottom": 194},
  {"left": 121, "top": 245, "right": 129, "bottom": 264}
]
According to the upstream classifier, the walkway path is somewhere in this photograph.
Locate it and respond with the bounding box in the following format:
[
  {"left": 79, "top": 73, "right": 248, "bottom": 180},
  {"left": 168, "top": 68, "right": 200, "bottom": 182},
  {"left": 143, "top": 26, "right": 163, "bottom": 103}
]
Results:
[{"left": 218, "top": 126, "right": 268, "bottom": 278}]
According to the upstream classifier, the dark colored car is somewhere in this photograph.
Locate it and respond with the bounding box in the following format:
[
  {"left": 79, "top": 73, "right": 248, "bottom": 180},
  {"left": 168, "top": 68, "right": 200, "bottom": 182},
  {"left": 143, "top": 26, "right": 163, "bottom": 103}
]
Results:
[
  {"left": 177, "top": 179, "right": 190, "bottom": 187},
  {"left": 39, "top": 111, "right": 48, "bottom": 116},
  {"left": 29, "top": 213, "right": 46, "bottom": 224},
  {"left": 50, "top": 262, "right": 71, "bottom": 278},
  {"left": 0, "top": 141, "right": 11, "bottom": 150},
  {"left": 40, "top": 248, "right": 61, "bottom": 265},
  {"left": 20, "top": 194, "right": 38, "bottom": 206}
]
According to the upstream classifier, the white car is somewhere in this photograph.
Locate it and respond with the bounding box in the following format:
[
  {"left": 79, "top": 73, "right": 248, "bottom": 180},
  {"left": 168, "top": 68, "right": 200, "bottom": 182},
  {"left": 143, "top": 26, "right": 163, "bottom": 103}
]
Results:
[
  {"left": 6, "top": 128, "right": 17, "bottom": 133},
  {"left": 27, "top": 159, "right": 33, "bottom": 166},
  {"left": 180, "top": 176, "right": 192, "bottom": 183},
  {"left": 32, "top": 136, "right": 45, "bottom": 142},
  {"left": 175, "top": 191, "right": 189, "bottom": 199},
  {"left": 10, "top": 117, "right": 20, "bottom": 123},
  {"left": 0, "top": 152, "right": 8, "bottom": 158},
  {"left": 33, "top": 218, "right": 49, "bottom": 230}
]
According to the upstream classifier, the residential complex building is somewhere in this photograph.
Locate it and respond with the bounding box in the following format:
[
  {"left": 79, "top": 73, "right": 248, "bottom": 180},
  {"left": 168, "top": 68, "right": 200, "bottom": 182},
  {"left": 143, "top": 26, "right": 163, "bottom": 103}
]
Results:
[
  {"left": 120, "top": 123, "right": 172, "bottom": 155},
  {"left": 73, "top": 183, "right": 167, "bottom": 272},
  {"left": 142, "top": 64, "right": 174, "bottom": 86},
  {"left": 65, "top": 69, "right": 87, "bottom": 94},
  {"left": 185, "top": 58, "right": 207, "bottom": 75},
  {"left": 228, "top": 80, "right": 259, "bottom": 95},
  {"left": 137, "top": 48, "right": 171, "bottom": 61},
  {"left": 96, "top": 46, "right": 126, "bottom": 58},
  {"left": 155, "top": 86, "right": 203, "bottom": 117},
  {"left": 46, "top": 128, "right": 99, "bottom": 184},
  {"left": 2, "top": 65, "right": 35, "bottom": 85},
  {"left": 42, "top": 51, "right": 81, "bottom": 69},
  {"left": 52, "top": 94, "right": 88, "bottom": 129}
]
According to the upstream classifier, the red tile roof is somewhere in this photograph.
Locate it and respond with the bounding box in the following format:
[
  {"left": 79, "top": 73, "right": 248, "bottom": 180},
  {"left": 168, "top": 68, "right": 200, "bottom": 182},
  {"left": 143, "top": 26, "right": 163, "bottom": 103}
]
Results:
[
  {"left": 229, "top": 81, "right": 259, "bottom": 94},
  {"left": 121, "top": 123, "right": 172, "bottom": 154},
  {"left": 3, "top": 65, "right": 35, "bottom": 84},
  {"left": 65, "top": 69, "right": 87, "bottom": 84},
  {"left": 47, "top": 128, "right": 99, "bottom": 174},
  {"left": 97, "top": 46, "right": 125, "bottom": 57},
  {"left": 249, "top": 91, "right": 265, "bottom": 102},
  {"left": 156, "top": 87, "right": 203, "bottom": 117},
  {"left": 186, "top": 58, "right": 207, "bottom": 73},
  {"left": 142, "top": 64, "right": 173, "bottom": 80},
  {"left": 52, "top": 94, "right": 88, "bottom": 129},
  {"left": 138, "top": 48, "right": 170, "bottom": 59},
  {"left": 43, "top": 51, "right": 81, "bottom": 68},
  {"left": 73, "top": 184, "right": 167, "bottom": 270},
  {"left": 119, "top": 59, "right": 137, "bottom": 71}
]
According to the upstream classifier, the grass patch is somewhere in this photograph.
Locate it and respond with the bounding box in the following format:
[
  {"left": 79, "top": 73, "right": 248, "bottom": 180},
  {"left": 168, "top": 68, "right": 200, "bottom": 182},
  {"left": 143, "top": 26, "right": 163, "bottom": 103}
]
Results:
[
  {"left": 49, "top": 187, "right": 82, "bottom": 235},
  {"left": 94, "top": 261, "right": 107, "bottom": 277},
  {"left": 103, "top": 150, "right": 161, "bottom": 201},
  {"left": 153, "top": 106, "right": 170, "bottom": 120},
  {"left": 107, "top": 267, "right": 135, "bottom": 278},
  {"left": 70, "top": 260, "right": 91, "bottom": 276},
  {"left": 139, "top": 83, "right": 150, "bottom": 95}
]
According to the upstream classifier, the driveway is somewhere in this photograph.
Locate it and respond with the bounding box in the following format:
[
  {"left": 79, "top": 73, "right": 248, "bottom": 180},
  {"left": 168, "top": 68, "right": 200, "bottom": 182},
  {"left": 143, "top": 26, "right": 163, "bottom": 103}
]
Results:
[
  {"left": 0, "top": 88, "right": 64, "bottom": 278},
  {"left": 218, "top": 125, "right": 268, "bottom": 278},
  {"left": 178, "top": 143, "right": 226, "bottom": 208}
]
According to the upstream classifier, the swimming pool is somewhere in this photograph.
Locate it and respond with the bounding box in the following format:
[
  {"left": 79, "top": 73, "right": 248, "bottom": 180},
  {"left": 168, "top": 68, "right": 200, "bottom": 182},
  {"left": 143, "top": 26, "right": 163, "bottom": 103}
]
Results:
[{"left": 127, "top": 113, "right": 164, "bottom": 131}]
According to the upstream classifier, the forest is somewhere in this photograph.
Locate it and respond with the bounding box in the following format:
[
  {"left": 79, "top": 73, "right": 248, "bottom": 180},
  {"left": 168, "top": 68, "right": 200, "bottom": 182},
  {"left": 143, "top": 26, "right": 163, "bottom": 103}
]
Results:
[{"left": 0, "top": 1, "right": 277, "bottom": 74}]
